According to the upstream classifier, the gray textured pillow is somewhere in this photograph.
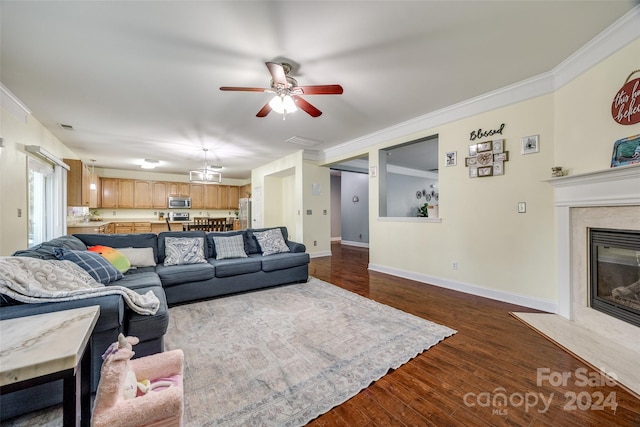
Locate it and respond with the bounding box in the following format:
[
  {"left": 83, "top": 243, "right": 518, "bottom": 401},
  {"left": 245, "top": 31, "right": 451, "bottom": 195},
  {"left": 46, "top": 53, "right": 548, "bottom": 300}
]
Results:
[
  {"left": 163, "top": 237, "right": 207, "bottom": 266},
  {"left": 212, "top": 234, "right": 248, "bottom": 260},
  {"left": 253, "top": 228, "right": 290, "bottom": 256},
  {"left": 118, "top": 247, "right": 156, "bottom": 267}
]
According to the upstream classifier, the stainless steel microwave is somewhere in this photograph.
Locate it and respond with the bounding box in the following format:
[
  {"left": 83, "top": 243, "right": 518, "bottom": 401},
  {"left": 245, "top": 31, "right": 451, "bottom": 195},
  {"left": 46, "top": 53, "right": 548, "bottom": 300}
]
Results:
[{"left": 168, "top": 196, "right": 191, "bottom": 209}]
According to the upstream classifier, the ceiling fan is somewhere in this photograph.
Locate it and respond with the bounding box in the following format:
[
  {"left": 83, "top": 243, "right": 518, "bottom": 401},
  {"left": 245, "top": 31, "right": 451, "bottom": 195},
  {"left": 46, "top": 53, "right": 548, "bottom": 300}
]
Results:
[{"left": 220, "top": 62, "right": 343, "bottom": 118}]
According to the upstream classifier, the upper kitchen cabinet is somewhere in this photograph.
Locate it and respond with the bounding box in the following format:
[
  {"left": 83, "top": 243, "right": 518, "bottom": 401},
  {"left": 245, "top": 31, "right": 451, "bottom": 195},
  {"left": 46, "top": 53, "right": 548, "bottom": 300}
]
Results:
[
  {"left": 152, "top": 181, "right": 168, "bottom": 209},
  {"left": 64, "top": 158, "right": 100, "bottom": 208},
  {"left": 134, "top": 180, "right": 153, "bottom": 209},
  {"left": 190, "top": 184, "right": 204, "bottom": 209},
  {"left": 168, "top": 182, "right": 190, "bottom": 197}
]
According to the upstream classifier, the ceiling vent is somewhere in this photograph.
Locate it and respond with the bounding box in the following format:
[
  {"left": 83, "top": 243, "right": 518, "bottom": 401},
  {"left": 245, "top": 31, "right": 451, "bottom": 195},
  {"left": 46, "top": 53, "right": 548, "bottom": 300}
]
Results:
[
  {"left": 286, "top": 136, "right": 323, "bottom": 147},
  {"left": 58, "top": 123, "right": 74, "bottom": 131}
]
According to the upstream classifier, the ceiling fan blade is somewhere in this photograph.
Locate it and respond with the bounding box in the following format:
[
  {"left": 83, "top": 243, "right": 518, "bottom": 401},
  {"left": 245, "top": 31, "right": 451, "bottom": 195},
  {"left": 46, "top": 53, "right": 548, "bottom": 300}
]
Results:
[
  {"left": 298, "top": 85, "right": 344, "bottom": 95},
  {"left": 266, "top": 62, "right": 287, "bottom": 87},
  {"left": 293, "top": 96, "right": 322, "bottom": 117},
  {"left": 256, "top": 102, "right": 272, "bottom": 117},
  {"left": 220, "top": 86, "right": 269, "bottom": 92}
]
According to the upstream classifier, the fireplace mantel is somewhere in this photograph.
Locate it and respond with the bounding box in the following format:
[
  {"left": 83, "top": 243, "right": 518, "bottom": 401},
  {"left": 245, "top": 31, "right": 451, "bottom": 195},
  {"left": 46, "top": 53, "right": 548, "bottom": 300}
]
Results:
[{"left": 547, "top": 164, "right": 640, "bottom": 319}]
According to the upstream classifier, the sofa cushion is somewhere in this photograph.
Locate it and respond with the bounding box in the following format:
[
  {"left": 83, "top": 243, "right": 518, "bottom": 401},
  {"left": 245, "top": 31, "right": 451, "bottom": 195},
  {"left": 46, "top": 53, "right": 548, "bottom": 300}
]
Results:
[
  {"left": 157, "top": 231, "right": 208, "bottom": 264},
  {"left": 212, "top": 234, "right": 248, "bottom": 260},
  {"left": 246, "top": 227, "right": 289, "bottom": 254},
  {"left": 163, "top": 237, "right": 207, "bottom": 266},
  {"left": 75, "top": 233, "right": 158, "bottom": 264},
  {"left": 13, "top": 235, "right": 87, "bottom": 260},
  {"left": 252, "top": 228, "right": 290, "bottom": 256},
  {"left": 110, "top": 271, "right": 162, "bottom": 291},
  {"left": 259, "top": 252, "right": 311, "bottom": 272},
  {"left": 206, "top": 231, "right": 248, "bottom": 258},
  {"left": 124, "top": 284, "right": 169, "bottom": 342},
  {"left": 209, "top": 257, "right": 261, "bottom": 278},
  {"left": 155, "top": 263, "right": 216, "bottom": 287},
  {"left": 53, "top": 247, "right": 123, "bottom": 284}
]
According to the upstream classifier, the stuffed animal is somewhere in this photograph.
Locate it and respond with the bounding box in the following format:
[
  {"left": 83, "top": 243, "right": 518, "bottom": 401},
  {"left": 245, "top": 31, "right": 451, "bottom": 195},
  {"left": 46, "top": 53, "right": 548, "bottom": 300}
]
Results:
[{"left": 91, "top": 334, "right": 184, "bottom": 427}]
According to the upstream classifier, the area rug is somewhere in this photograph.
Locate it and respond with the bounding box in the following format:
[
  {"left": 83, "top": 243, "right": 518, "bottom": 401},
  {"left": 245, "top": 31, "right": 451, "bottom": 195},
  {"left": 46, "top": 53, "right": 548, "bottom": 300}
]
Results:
[{"left": 165, "top": 277, "right": 456, "bottom": 426}]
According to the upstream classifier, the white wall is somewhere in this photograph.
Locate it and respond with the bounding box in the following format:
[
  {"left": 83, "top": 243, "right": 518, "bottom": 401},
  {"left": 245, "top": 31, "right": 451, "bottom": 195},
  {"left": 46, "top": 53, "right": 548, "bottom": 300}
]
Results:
[
  {"left": 0, "top": 103, "right": 77, "bottom": 256},
  {"left": 319, "top": 30, "right": 640, "bottom": 311}
]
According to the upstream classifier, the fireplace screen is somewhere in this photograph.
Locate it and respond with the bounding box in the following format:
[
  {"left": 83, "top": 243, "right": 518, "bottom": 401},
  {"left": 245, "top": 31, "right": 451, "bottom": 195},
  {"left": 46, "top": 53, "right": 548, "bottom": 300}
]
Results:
[{"left": 590, "top": 228, "right": 640, "bottom": 327}]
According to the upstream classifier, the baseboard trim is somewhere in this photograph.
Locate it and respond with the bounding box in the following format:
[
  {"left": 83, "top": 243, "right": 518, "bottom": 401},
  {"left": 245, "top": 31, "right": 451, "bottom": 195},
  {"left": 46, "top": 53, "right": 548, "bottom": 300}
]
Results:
[
  {"left": 309, "top": 250, "right": 332, "bottom": 258},
  {"left": 368, "top": 263, "right": 557, "bottom": 313},
  {"left": 341, "top": 240, "right": 369, "bottom": 248}
]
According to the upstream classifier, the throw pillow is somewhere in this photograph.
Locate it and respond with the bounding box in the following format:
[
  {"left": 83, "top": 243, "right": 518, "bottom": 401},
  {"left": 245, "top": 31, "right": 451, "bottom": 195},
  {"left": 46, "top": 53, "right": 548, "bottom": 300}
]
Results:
[
  {"left": 88, "top": 245, "right": 131, "bottom": 273},
  {"left": 212, "top": 234, "right": 248, "bottom": 260},
  {"left": 53, "top": 247, "right": 123, "bottom": 284},
  {"left": 117, "top": 247, "right": 156, "bottom": 267},
  {"left": 252, "top": 228, "right": 290, "bottom": 256},
  {"left": 163, "top": 237, "right": 207, "bottom": 266}
]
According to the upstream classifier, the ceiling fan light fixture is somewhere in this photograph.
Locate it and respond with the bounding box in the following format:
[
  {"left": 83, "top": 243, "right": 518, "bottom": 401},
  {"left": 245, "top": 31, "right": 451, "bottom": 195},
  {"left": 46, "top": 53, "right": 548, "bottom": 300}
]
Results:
[
  {"left": 269, "top": 94, "right": 297, "bottom": 115},
  {"left": 189, "top": 148, "right": 222, "bottom": 184}
]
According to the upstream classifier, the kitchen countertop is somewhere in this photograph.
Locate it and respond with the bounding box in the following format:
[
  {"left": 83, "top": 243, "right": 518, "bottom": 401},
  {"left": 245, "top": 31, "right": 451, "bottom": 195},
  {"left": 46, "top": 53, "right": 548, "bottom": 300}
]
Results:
[{"left": 67, "top": 218, "right": 181, "bottom": 227}]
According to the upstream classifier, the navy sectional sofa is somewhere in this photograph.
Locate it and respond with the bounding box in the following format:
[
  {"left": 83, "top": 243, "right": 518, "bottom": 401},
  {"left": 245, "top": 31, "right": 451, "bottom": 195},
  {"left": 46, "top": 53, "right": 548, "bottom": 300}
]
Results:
[{"left": 0, "top": 226, "right": 309, "bottom": 420}]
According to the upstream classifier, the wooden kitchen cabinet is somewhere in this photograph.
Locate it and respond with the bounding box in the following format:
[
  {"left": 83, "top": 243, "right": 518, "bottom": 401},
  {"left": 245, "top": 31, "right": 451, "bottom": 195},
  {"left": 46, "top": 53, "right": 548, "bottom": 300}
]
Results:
[
  {"left": 190, "top": 184, "right": 204, "bottom": 209},
  {"left": 100, "top": 178, "right": 118, "bottom": 208},
  {"left": 168, "top": 182, "right": 190, "bottom": 197},
  {"left": 133, "top": 222, "right": 152, "bottom": 233},
  {"left": 152, "top": 181, "right": 168, "bottom": 208},
  {"left": 228, "top": 185, "right": 240, "bottom": 210},
  {"left": 204, "top": 185, "right": 219, "bottom": 209},
  {"left": 218, "top": 185, "right": 229, "bottom": 209},
  {"left": 65, "top": 159, "right": 100, "bottom": 207},
  {"left": 114, "top": 222, "right": 134, "bottom": 233},
  {"left": 239, "top": 183, "right": 251, "bottom": 199},
  {"left": 117, "top": 179, "right": 135, "bottom": 208},
  {"left": 134, "top": 180, "right": 152, "bottom": 208}
]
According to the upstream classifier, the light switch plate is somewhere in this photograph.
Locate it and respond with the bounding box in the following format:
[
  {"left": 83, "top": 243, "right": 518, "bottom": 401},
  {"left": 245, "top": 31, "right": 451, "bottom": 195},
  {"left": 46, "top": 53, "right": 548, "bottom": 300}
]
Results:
[{"left": 518, "top": 202, "right": 526, "bottom": 213}]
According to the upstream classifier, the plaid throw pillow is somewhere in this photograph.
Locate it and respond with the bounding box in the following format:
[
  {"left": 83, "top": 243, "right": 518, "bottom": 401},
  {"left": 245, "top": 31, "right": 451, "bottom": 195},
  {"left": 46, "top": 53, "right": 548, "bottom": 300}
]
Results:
[
  {"left": 212, "top": 234, "right": 248, "bottom": 260},
  {"left": 53, "top": 247, "right": 123, "bottom": 284}
]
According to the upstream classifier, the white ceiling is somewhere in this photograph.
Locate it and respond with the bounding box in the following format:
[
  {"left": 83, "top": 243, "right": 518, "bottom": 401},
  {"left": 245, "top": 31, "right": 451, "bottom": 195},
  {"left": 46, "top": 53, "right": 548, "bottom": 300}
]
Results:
[{"left": 1, "top": 1, "right": 636, "bottom": 179}]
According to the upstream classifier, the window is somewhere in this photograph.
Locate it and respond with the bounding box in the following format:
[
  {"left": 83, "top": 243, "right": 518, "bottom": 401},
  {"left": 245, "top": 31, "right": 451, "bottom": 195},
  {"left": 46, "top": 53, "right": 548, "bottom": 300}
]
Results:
[
  {"left": 379, "top": 135, "right": 439, "bottom": 218},
  {"left": 27, "top": 154, "right": 67, "bottom": 246}
]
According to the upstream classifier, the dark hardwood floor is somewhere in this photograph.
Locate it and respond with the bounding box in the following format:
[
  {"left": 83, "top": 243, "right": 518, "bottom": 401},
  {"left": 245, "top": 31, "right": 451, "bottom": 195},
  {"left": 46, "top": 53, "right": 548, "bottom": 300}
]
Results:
[{"left": 307, "top": 242, "right": 640, "bottom": 427}]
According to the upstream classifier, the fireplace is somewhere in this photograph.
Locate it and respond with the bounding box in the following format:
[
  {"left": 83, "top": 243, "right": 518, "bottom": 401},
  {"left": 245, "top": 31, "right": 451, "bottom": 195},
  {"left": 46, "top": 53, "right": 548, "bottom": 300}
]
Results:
[{"left": 590, "top": 228, "right": 640, "bottom": 327}]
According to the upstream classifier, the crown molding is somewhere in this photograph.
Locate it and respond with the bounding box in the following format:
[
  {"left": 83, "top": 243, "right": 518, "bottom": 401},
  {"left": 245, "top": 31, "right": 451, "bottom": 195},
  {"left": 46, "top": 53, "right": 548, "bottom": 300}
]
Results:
[{"left": 321, "top": 5, "right": 640, "bottom": 164}]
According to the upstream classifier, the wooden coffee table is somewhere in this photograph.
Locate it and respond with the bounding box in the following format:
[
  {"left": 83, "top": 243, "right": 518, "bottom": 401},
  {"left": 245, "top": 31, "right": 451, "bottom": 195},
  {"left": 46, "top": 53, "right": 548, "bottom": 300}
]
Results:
[{"left": 0, "top": 305, "right": 100, "bottom": 426}]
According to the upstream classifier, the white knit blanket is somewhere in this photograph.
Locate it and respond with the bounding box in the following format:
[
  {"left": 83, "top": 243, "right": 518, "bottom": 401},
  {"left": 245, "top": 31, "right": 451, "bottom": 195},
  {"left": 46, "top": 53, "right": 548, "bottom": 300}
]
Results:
[{"left": 0, "top": 257, "right": 160, "bottom": 315}]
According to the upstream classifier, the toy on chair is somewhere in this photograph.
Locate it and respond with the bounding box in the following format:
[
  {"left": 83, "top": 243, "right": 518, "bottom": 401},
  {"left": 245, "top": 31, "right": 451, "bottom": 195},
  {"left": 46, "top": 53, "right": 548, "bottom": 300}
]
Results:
[{"left": 91, "top": 334, "right": 184, "bottom": 427}]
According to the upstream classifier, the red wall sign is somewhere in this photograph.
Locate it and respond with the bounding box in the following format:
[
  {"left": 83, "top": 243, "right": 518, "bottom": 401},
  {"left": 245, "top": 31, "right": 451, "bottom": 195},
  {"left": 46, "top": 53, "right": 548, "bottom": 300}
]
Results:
[{"left": 612, "top": 71, "right": 640, "bottom": 125}]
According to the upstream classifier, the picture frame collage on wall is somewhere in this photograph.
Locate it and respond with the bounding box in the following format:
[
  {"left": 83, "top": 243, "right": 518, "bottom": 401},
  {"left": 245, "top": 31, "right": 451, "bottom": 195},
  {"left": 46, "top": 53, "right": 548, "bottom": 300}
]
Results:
[{"left": 465, "top": 139, "right": 508, "bottom": 178}]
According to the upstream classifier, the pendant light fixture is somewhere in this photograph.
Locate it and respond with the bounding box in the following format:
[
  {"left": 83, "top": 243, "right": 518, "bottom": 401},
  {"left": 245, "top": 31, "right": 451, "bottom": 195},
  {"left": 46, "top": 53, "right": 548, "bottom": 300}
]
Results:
[
  {"left": 89, "top": 159, "right": 97, "bottom": 190},
  {"left": 189, "top": 148, "right": 222, "bottom": 184}
]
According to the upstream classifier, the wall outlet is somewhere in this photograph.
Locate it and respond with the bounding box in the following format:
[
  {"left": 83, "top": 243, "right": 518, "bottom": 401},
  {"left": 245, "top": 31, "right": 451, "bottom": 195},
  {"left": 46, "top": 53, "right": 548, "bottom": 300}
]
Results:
[
  {"left": 306, "top": 209, "right": 312, "bottom": 215},
  {"left": 113, "top": 211, "right": 116, "bottom": 216},
  {"left": 314, "top": 240, "right": 317, "bottom": 246},
  {"left": 17, "top": 208, "right": 22, "bottom": 218},
  {"left": 452, "top": 261, "right": 458, "bottom": 270}
]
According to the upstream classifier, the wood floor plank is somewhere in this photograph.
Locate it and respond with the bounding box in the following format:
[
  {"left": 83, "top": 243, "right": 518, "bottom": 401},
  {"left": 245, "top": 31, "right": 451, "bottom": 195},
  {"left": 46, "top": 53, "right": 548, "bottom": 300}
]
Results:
[{"left": 307, "top": 242, "right": 640, "bottom": 426}]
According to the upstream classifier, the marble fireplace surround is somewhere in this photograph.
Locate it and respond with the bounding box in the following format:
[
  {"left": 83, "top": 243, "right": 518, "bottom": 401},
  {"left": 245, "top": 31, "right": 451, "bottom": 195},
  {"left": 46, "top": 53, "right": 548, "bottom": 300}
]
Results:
[{"left": 514, "top": 164, "right": 640, "bottom": 397}]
